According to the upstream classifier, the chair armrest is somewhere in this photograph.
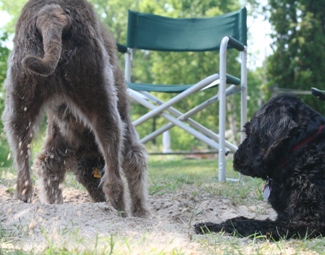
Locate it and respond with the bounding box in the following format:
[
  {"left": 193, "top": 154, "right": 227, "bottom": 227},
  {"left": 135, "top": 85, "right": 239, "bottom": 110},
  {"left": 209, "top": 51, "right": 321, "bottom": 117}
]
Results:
[
  {"left": 228, "top": 36, "right": 245, "bottom": 51},
  {"left": 226, "top": 74, "right": 241, "bottom": 85},
  {"left": 311, "top": 87, "right": 325, "bottom": 101},
  {"left": 117, "top": 43, "right": 128, "bottom": 53}
]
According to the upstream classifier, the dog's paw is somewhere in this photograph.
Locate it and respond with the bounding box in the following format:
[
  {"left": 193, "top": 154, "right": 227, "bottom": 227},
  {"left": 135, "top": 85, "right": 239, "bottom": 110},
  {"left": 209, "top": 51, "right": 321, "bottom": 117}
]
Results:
[
  {"left": 15, "top": 180, "right": 33, "bottom": 203},
  {"left": 132, "top": 207, "right": 150, "bottom": 218},
  {"left": 194, "top": 222, "right": 224, "bottom": 234},
  {"left": 103, "top": 178, "right": 127, "bottom": 215},
  {"left": 118, "top": 210, "right": 128, "bottom": 218}
]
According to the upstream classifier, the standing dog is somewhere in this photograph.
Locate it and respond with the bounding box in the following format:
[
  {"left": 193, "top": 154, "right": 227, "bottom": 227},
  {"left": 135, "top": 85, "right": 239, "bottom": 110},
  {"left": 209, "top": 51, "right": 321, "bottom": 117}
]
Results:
[
  {"left": 2, "top": 0, "right": 149, "bottom": 217},
  {"left": 195, "top": 94, "right": 325, "bottom": 239}
]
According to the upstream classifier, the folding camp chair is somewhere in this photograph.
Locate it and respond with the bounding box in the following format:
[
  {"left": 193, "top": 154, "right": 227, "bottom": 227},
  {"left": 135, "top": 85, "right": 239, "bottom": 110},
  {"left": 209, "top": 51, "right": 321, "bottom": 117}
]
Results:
[{"left": 118, "top": 8, "right": 247, "bottom": 182}]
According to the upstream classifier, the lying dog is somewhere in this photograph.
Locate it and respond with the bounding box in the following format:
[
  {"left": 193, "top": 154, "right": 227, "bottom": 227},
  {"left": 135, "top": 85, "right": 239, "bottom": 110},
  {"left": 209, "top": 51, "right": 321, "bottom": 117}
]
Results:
[
  {"left": 2, "top": 0, "right": 149, "bottom": 217},
  {"left": 195, "top": 94, "right": 325, "bottom": 239}
]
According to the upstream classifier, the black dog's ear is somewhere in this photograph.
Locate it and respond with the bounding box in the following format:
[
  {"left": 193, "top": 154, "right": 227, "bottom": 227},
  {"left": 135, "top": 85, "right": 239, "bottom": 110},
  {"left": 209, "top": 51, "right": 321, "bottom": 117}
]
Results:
[{"left": 261, "top": 106, "right": 299, "bottom": 160}]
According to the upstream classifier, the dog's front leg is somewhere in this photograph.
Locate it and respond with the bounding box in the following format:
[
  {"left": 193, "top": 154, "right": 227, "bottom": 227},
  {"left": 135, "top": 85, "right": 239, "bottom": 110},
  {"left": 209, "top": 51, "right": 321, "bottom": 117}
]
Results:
[{"left": 33, "top": 121, "right": 68, "bottom": 204}]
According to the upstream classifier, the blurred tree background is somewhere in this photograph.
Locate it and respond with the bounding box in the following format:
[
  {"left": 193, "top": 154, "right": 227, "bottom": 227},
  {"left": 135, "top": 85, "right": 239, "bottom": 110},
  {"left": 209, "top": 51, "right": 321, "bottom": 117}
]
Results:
[
  {"left": 0, "top": 31, "right": 10, "bottom": 166},
  {"left": 266, "top": 0, "right": 325, "bottom": 112},
  {"left": 1, "top": 0, "right": 323, "bottom": 158}
]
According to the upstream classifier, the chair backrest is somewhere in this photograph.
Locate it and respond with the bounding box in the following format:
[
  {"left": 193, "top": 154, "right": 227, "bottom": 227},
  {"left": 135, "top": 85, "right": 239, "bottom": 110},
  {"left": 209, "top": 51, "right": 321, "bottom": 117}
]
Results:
[{"left": 126, "top": 8, "right": 247, "bottom": 52}]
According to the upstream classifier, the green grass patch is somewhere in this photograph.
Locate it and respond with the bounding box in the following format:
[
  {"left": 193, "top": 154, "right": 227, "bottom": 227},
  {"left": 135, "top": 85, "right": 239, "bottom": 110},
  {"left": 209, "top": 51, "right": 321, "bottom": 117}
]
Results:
[{"left": 148, "top": 157, "right": 265, "bottom": 205}]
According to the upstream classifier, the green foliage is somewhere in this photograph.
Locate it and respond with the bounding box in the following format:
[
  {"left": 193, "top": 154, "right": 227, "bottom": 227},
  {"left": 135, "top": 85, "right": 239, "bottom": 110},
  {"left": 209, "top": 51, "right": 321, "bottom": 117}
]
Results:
[
  {"left": 0, "top": 31, "right": 10, "bottom": 166},
  {"left": 0, "top": 0, "right": 27, "bottom": 32},
  {"left": 0, "top": 32, "right": 9, "bottom": 105},
  {"left": 266, "top": 0, "right": 325, "bottom": 112}
]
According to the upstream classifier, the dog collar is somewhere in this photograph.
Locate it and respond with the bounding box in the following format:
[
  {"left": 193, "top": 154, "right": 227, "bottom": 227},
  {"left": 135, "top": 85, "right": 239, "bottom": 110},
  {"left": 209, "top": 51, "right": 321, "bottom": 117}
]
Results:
[{"left": 279, "top": 124, "right": 324, "bottom": 168}]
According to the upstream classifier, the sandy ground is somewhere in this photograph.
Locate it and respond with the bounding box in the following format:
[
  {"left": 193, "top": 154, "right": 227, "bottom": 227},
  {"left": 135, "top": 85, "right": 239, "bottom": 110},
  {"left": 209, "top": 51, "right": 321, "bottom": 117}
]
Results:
[{"left": 0, "top": 182, "right": 277, "bottom": 254}]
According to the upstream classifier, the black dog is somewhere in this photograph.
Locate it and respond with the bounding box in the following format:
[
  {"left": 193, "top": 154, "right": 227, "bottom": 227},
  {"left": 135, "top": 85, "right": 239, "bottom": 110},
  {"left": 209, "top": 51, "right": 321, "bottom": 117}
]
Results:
[{"left": 195, "top": 94, "right": 325, "bottom": 240}]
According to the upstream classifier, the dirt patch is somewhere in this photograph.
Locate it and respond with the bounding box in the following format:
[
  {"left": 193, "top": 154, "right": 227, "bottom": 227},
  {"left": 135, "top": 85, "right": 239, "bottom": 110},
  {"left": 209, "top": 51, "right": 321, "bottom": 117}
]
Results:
[{"left": 0, "top": 183, "right": 277, "bottom": 254}]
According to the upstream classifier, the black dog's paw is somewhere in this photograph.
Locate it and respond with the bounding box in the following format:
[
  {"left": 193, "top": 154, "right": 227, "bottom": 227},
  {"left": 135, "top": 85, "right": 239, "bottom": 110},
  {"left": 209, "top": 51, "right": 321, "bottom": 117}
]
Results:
[
  {"left": 194, "top": 222, "right": 224, "bottom": 234},
  {"left": 194, "top": 217, "right": 255, "bottom": 236}
]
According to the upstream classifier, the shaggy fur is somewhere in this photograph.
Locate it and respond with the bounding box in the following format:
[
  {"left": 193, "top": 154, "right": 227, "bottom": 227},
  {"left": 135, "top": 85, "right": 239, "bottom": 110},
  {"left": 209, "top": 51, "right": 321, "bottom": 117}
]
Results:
[
  {"left": 195, "top": 94, "right": 325, "bottom": 240},
  {"left": 2, "top": 0, "right": 149, "bottom": 217}
]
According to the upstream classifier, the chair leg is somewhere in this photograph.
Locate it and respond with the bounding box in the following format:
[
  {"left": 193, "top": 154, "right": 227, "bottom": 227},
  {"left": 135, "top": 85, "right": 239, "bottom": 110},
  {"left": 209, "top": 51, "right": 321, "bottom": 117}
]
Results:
[{"left": 218, "top": 37, "right": 229, "bottom": 182}]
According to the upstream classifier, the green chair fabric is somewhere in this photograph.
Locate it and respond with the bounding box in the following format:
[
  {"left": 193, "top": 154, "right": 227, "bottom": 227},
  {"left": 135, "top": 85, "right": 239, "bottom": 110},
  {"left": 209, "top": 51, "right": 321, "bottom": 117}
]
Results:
[
  {"left": 125, "top": 8, "right": 246, "bottom": 93},
  {"left": 127, "top": 8, "right": 247, "bottom": 52}
]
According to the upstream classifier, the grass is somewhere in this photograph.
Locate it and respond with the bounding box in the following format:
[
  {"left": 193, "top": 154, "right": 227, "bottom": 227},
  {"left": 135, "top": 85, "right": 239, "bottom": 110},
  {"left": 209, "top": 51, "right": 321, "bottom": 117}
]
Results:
[
  {"left": 148, "top": 156, "right": 265, "bottom": 206},
  {"left": 1, "top": 157, "right": 325, "bottom": 254}
]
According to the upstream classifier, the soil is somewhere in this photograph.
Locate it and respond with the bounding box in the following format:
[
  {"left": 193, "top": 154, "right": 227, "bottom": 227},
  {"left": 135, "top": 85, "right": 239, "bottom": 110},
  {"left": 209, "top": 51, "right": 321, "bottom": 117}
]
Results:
[{"left": 0, "top": 182, "right": 277, "bottom": 254}]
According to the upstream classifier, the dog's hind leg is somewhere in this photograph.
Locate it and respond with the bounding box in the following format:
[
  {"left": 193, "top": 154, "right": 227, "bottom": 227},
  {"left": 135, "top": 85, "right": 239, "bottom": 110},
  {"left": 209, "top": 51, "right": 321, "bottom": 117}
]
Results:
[
  {"left": 91, "top": 113, "right": 126, "bottom": 215},
  {"left": 33, "top": 121, "right": 68, "bottom": 204},
  {"left": 72, "top": 94, "right": 127, "bottom": 216},
  {"left": 2, "top": 87, "right": 43, "bottom": 203},
  {"left": 114, "top": 69, "right": 149, "bottom": 217},
  {"left": 122, "top": 123, "right": 149, "bottom": 217},
  {"left": 4, "top": 116, "right": 35, "bottom": 202}
]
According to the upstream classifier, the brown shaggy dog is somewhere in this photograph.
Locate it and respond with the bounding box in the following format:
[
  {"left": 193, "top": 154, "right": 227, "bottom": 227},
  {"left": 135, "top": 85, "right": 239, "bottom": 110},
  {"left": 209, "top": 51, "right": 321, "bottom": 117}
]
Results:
[{"left": 2, "top": 0, "right": 149, "bottom": 217}]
